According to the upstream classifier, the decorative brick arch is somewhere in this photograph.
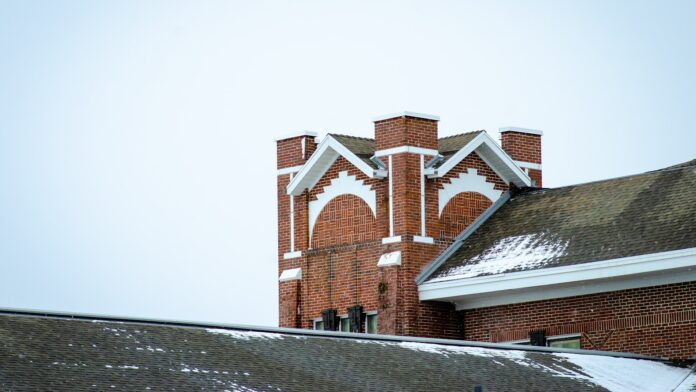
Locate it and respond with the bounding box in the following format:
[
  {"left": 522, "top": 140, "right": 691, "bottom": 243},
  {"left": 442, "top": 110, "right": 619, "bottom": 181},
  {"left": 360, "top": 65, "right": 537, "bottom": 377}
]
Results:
[
  {"left": 310, "top": 194, "right": 378, "bottom": 248},
  {"left": 309, "top": 171, "right": 376, "bottom": 244},
  {"left": 438, "top": 169, "right": 503, "bottom": 216},
  {"left": 439, "top": 192, "right": 493, "bottom": 240}
]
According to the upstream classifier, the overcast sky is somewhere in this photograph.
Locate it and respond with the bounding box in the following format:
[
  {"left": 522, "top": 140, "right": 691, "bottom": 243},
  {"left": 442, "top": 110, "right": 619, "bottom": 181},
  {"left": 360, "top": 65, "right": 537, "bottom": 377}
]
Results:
[{"left": 1, "top": 0, "right": 694, "bottom": 327}]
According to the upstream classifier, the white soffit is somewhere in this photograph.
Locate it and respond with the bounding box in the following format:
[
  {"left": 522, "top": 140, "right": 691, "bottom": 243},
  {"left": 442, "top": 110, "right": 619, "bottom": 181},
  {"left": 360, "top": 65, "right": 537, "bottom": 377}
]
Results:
[
  {"left": 377, "top": 251, "right": 402, "bottom": 267},
  {"left": 279, "top": 268, "right": 302, "bottom": 282},
  {"left": 286, "top": 135, "right": 386, "bottom": 196},
  {"left": 427, "top": 132, "right": 531, "bottom": 187},
  {"left": 418, "top": 247, "right": 696, "bottom": 310}
]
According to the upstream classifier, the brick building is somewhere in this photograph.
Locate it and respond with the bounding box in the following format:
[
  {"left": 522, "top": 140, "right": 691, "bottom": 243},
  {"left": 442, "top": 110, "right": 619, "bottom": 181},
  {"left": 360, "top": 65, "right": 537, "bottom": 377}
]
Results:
[{"left": 276, "top": 111, "right": 696, "bottom": 360}]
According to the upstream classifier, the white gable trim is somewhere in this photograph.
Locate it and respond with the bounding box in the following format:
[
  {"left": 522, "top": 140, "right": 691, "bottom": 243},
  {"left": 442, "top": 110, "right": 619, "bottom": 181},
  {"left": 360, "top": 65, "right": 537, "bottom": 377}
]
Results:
[
  {"left": 418, "top": 247, "right": 696, "bottom": 310},
  {"left": 286, "top": 135, "right": 386, "bottom": 196},
  {"left": 308, "top": 171, "right": 377, "bottom": 244},
  {"left": 425, "top": 132, "right": 531, "bottom": 187},
  {"left": 438, "top": 169, "right": 503, "bottom": 216}
]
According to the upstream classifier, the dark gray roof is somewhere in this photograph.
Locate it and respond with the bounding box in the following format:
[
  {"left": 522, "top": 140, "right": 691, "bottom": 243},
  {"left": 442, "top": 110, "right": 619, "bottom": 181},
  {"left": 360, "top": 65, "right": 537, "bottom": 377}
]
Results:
[
  {"left": 437, "top": 131, "right": 484, "bottom": 166},
  {"left": 329, "top": 134, "right": 377, "bottom": 168},
  {"left": 1, "top": 310, "right": 691, "bottom": 391},
  {"left": 423, "top": 161, "right": 696, "bottom": 283}
]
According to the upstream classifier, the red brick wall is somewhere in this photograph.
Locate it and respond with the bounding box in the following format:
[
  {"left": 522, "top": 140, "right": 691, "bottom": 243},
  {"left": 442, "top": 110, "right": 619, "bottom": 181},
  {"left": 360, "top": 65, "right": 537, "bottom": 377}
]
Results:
[
  {"left": 501, "top": 131, "right": 542, "bottom": 187},
  {"left": 311, "top": 194, "right": 378, "bottom": 248},
  {"left": 374, "top": 116, "right": 438, "bottom": 150},
  {"left": 463, "top": 281, "right": 696, "bottom": 360},
  {"left": 439, "top": 192, "right": 492, "bottom": 240}
]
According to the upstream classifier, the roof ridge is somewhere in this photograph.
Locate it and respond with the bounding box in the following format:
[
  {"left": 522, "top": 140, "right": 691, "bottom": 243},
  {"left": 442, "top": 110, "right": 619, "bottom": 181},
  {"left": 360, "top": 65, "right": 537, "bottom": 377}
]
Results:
[
  {"left": 328, "top": 133, "right": 374, "bottom": 141},
  {"left": 0, "top": 307, "right": 666, "bottom": 361},
  {"left": 438, "top": 130, "right": 484, "bottom": 140}
]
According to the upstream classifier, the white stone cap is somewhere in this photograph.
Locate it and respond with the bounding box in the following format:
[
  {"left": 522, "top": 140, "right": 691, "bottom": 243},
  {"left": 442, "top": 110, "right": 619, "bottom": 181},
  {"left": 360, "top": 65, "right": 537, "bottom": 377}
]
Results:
[
  {"left": 499, "top": 127, "right": 543, "bottom": 136},
  {"left": 377, "top": 251, "right": 402, "bottom": 267},
  {"left": 275, "top": 131, "right": 318, "bottom": 142},
  {"left": 373, "top": 111, "right": 440, "bottom": 122},
  {"left": 278, "top": 267, "right": 302, "bottom": 282}
]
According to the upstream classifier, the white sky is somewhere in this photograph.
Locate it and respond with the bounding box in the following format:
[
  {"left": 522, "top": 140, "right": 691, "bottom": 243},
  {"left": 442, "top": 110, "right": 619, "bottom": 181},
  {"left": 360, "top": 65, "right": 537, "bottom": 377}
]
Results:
[{"left": 0, "top": 0, "right": 694, "bottom": 326}]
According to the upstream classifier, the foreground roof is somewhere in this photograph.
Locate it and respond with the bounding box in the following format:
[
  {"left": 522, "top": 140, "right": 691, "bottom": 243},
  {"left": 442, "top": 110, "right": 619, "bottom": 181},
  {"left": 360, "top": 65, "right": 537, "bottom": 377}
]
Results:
[
  {"left": 1, "top": 310, "right": 694, "bottom": 391},
  {"left": 422, "top": 160, "right": 696, "bottom": 284}
]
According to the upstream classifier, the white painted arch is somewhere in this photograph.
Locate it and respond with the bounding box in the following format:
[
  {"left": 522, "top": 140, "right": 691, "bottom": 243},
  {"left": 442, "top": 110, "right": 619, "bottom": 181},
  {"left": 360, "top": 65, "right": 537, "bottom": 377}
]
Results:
[
  {"left": 309, "top": 171, "right": 377, "bottom": 243},
  {"left": 438, "top": 169, "right": 503, "bottom": 216}
]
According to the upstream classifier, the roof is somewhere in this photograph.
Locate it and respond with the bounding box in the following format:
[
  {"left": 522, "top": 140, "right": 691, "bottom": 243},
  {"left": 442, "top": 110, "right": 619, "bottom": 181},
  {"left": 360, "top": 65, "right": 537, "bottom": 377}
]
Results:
[
  {"left": 329, "top": 134, "right": 378, "bottom": 168},
  {"left": 437, "top": 131, "right": 484, "bottom": 167},
  {"left": 422, "top": 161, "right": 696, "bottom": 284},
  {"left": 1, "top": 309, "right": 694, "bottom": 391}
]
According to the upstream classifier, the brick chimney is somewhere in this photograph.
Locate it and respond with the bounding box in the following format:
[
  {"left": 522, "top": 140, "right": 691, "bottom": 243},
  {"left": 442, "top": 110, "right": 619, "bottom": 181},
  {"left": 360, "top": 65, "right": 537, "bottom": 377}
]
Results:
[
  {"left": 499, "top": 127, "right": 543, "bottom": 187},
  {"left": 373, "top": 112, "right": 439, "bottom": 238}
]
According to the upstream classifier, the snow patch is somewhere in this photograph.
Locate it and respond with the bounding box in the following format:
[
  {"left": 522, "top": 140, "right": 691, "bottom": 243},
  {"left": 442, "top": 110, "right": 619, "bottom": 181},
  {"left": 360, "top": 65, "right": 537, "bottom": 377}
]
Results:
[
  {"left": 206, "top": 328, "right": 283, "bottom": 340},
  {"left": 428, "top": 232, "right": 568, "bottom": 282}
]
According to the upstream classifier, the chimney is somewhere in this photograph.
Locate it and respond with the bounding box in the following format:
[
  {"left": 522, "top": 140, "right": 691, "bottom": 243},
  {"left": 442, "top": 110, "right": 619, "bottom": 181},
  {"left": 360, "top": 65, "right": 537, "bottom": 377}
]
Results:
[
  {"left": 373, "top": 111, "right": 439, "bottom": 239},
  {"left": 499, "top": 127, "right": 543, "bottom": 187}
]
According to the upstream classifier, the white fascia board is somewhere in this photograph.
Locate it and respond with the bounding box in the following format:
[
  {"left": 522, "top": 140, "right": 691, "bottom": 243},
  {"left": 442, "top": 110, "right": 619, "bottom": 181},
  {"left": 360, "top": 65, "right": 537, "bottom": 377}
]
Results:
[
  {"left": 514, "top": 161, "right": 542, "bottom": 171},
  {"left": 382, "top": 236, "right": 402, "bottom": 244},
  {"left": 275, "top": 131, "right": 319, "bottom": 141},
  {"left": 372, "top": 111, "right": 440, "bottom": 122},
  {"left": 279, "top": 267, "right": 302, "bottom": 282},
  {"left": 431, "top": 132, "right": 485, "bottom": 177},
  {"left": 499, "top": 127, "right": 543, "bottom": 136},
  {"left": 374, "top": 146, "right": 439, "bottom": 157},
  {"left": 277, "top": 165, "right": 304, "bottom": 176},
  {"left": 283, "top": 251, "right": 302, "bottom": 260},
  {"left": 286, "top": 135, "right": 382, "bottom": 196},
  {"left": 418, "top": 247, "right": 696, "bottom": 307}
]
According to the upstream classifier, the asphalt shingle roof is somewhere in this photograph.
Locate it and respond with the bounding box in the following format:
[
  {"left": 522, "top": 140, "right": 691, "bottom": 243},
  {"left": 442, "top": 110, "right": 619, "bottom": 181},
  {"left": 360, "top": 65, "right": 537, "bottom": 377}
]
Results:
[
  {"left": 0, "top": 311, "right": 692, "bottom": 391},
  {"left": 425, "top": 161, "right": 696, "bottom": 283},
  {"left": 437, "top": 131, "right": 484, "bottom": 166},
  {"left": 329, "top": 134, "right": 378, "bottom": 168}
]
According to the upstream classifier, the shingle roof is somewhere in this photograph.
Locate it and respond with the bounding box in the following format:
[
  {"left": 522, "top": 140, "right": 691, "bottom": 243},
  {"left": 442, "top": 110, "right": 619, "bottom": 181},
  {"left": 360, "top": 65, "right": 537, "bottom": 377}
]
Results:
[
  {"left": 437, "top": 131, "right": 484, "bottom": 166},
  {"left": 424, "top": 161, "right": 696, "bottom": 283},
  {"left": 329, "top": 134, "right": 377, "bottom": 168},
  {"left": 0, "top": 310, "right": 692, "bottom": 391}
]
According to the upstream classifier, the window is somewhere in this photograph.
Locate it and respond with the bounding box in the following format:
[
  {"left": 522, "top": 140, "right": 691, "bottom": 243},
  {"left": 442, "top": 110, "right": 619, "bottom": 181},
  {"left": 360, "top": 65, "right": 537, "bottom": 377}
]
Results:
[
  {"left": 365, "top": 312, "right": 378, "bottom": 334},
  {"left": 547, "top": 335, "right": 581, "bottom": 349},
  {"left": 507, "top": 334, "right": 581, "bottom": 349},
  {"left": 313, "top": 319, "right": 324, "bottom": 331},
  {"left": 339, "top": 316, "right": 350, "bottom": 332}
]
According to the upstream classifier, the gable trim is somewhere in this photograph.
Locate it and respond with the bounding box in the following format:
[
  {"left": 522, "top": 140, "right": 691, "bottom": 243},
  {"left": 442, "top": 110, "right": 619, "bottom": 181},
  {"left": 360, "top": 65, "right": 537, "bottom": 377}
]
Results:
[
  {"left": 425, "top": 132, "right": 532, "bottom": 187},
  {"left": 286, "top": 135, "right": 386, "bottom": 196}
]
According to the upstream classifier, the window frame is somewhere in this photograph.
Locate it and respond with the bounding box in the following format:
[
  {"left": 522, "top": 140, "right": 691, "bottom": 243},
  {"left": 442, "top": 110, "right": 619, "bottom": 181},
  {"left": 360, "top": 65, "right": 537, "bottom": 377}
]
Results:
[
  {"left": 312, "top": 318, "right": 324, "bottom": 331},
  {"left": 364, "top": 311, "right": 378, "bottom": 334},
  {"left": 504, "top": 333, "right": 581, "bottom": 349}
]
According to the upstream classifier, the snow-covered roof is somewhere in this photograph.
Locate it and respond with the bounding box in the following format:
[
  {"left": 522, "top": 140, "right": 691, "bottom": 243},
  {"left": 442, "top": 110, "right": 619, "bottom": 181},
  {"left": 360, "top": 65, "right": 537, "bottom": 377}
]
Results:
[{"left": 0, "top": 309, "right": 694, "bottom": 391}]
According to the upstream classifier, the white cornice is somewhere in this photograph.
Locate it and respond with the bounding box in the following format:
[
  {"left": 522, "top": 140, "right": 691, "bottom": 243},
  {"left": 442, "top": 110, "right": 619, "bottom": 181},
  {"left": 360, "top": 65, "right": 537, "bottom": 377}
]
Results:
[
  {"left": 277, "top": 165, "right": 304, "bottom": 176},
  {"left": 418, "top": 247, "right": 696, "bottom": 309},
  {"left": 499, "top": 127, "right": 543, "bottom": 136},
  {"left": 275, "top": 131, "right": 318, "bottom": 141},
  {"left": 374, "top": 146, "right": 439, "bottom": 157},
  {"left": 372, "top": 111, "right": 440, "bottom": 122}
]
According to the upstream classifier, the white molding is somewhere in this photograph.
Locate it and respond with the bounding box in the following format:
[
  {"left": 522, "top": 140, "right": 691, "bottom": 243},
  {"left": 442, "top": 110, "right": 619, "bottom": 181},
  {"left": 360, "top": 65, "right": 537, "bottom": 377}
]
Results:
[
  {"left": 308, "top": 171, "right": 376, "bottom": 243},
  {"left": 427, "top": 132, "right": 531, "bottom": 187},
  {"left": 277, "top": 165, "right": 304, "bottom": 176},
  {"left": 275, "top": 131, "right": 318, "bottom": 141},
  {"left": 438, "top": 168, "right": 503, "bottom": 216},
  {"left": 377, "top": 251, "right": 402, "bottom": 267},
  {"left": 289, "top": 172, "right": 295, "bottom": 252},
  {"left": 413, "top": 236, "right": 434, "bottom": 244},
  {"left": 419, "top": 154, "right": 426, "bottom": 237},
  {"left": 287, "top": 135, "right": 385, "bottom": 196},
  {"left": 388, "top": 155, "right": 394, "bottom": 237},
  {"left": 499, "top": 126, "right": 543, "bottom": 136},
  {"left": 372, "top": 111, "right": 440, "bottom": 122},
  {"left": 279, "top": 267, "right": 302, "bottom": 282},
  {"left": 283, "top": 251, "right": 302, "bottom": 260},
  {"left": 514, "top": 161, "right": 542, "bottom": 171},
  {"left": 418, "top": 247, "right": 696, "bottom": 309},
  {"left": 374, "top": 146, "right": 439, "bottom": 157},
  {"left": 382, "top": 236, "right": 402, "bottom": 244}
]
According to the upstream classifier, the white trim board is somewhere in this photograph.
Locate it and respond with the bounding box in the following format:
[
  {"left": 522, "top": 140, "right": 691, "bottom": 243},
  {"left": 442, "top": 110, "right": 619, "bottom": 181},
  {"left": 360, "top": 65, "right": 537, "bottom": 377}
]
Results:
[
  {"left": 372, "top": 111, "right": 440, "bottom": 122},
  {"left": 514, "top": 161, "right": 542, "bottom": 171},
  {"left": 418, "top": 247, "right": 696, "bottom": 310},
  {"left": 286, "top": 135, "right": 387, "bottom": 196},
  {"left": 424, "top": 132, "right": 531, "bottom": 187},
  {"left": 279, "top": 268, "right": 302, "bottom": 282},
  {"left": 499, "top": 127, "right": 543, "bottom": 136},
  {"left": 374, "top": 146, "right": 439, "bottom": 157},
  {"left": 277, "top": 165, "right": 304, "bottom": 176}
]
